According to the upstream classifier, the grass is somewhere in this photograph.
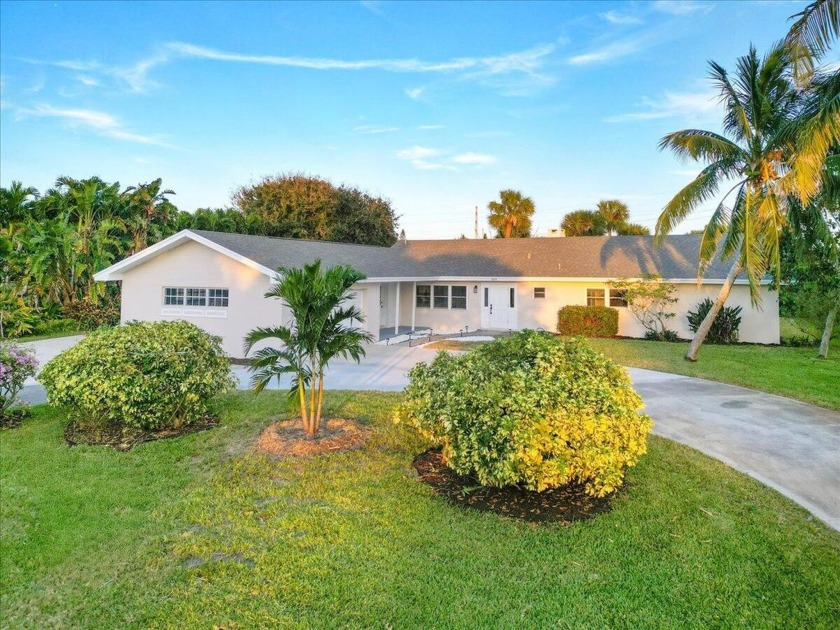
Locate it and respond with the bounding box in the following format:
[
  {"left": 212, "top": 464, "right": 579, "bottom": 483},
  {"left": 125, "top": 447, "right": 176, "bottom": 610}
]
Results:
[
  {"left": 12, "top": 329, "right": 84, "bottom": 343},
  {"left": 587, "top": 338, "right": 840, "bottom": 411},
  {"left": 2, "top": 392, "right": 839, "bottom": 628}
]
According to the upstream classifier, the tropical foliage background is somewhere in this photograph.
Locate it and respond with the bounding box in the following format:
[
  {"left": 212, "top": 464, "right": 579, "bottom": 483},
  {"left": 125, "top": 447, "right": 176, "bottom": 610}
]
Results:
[{"left": 0, "top": 174, "right": 398, "bottom": 338}]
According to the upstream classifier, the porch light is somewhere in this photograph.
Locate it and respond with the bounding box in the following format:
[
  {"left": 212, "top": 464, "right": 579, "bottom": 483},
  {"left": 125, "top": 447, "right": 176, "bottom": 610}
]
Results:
[{"left": 473, "top": 285, "right": 478, "bottom": 294}]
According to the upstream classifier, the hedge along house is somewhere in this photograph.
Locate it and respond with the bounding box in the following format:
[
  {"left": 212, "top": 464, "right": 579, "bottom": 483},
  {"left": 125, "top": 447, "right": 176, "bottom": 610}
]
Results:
[{"left": 93, "top": 229, "right": 780, "bottom": 357}]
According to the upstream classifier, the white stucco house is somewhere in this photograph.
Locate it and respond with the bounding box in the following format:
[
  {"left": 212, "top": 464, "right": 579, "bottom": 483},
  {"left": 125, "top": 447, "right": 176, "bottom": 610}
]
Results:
[{"left": 93, "top": 229, "right": 780, "bottom": 357}]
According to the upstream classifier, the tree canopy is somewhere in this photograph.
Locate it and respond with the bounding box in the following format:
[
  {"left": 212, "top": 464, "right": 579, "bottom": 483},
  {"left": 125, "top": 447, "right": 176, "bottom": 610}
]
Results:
[
  {"left": 487, "top": 189, "right": 535, "bottom": 238},
  {"left": 232, "top": 173, "right": 398, "bottom": 246}
]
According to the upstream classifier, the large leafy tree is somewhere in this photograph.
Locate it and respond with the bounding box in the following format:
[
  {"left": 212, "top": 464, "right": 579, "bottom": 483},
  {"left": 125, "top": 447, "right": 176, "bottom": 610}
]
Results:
[
  {"left": 655, "top": 42, "right": 828, "bottom": 361},
  {"left": 244, "top": 261, "right": 373, "bottom": 436},
  {"left": 233, "top": 173, "right": 399, "bottom": 245},
  {"left": 487, "top": 189, "right": 535, "bottom": 238}
]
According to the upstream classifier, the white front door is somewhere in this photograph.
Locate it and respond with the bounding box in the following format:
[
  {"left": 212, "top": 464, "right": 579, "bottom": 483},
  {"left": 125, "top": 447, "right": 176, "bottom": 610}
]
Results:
[
  {"left": 348, "top": 289, "right": 365, "bottom": 330},
  {"left": 379, "top": 284, "right": 390, "bottom": 328},
  {"left": 481, "top": 284, "right": 517, "bottom": 330}
]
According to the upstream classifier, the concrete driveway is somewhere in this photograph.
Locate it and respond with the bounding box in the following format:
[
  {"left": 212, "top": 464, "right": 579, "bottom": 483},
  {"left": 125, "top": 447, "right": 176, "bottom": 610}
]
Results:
[{"left": 15, "top": 336, "right": 840, "bottom": 531}]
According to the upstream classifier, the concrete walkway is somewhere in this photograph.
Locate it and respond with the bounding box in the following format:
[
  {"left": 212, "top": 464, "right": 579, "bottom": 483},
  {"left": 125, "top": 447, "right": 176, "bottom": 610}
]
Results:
[{"left": 15, "top": 336, "right": 840, "bottom": 531}]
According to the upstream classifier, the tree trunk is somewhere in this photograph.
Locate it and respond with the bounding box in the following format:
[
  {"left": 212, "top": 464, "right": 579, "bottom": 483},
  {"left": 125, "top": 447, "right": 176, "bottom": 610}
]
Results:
[
  {"left": 308, "top": 373, "right": 318, "bottom": 436},
  {"left": 315, "top": 371, "right": 325, "bottom": 434},
  {"left": 298, "top": 379, "right": 308, "bottom": 434},
  {"left": 685, "top": 260, "right": 743, "bottom": 362},
  {"left": 818, "top": 304, "right": 837, "bottom": 359}
]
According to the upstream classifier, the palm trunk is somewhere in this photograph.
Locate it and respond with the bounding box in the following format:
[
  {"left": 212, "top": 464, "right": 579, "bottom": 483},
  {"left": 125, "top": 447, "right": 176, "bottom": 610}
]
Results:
[
  {"left": 297, "top": 379, "right": 308, "bottom": 433},
  {"left": 315, "top": 371, "right": 325, "bottom": 434},
  {"left": 308, "top": 362, "right": 318, "bottom": 436},
  {"left": 818, "top": 304, "right": 837, "bottom": 359},
  {"left": 685, "top": 260, "right": 743, "bottom": 362}
]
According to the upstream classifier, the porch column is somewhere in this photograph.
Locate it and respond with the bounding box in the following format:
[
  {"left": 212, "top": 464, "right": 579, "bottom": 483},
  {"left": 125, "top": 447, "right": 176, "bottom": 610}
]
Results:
[
  {"left": 394, "top": 282, "right": 401, "bottom": 334},
  {"left": 411, "top": 281, "right": 416, "bottom": 331}
]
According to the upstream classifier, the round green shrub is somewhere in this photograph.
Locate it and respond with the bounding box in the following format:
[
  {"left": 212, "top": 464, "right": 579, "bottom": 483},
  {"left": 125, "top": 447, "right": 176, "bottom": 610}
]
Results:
[
  {"left": 398, "top": 330, "right": 652, "bottom": 497},
  {"left": 40, "top": 321, "right": 235, "bottom": 431}
]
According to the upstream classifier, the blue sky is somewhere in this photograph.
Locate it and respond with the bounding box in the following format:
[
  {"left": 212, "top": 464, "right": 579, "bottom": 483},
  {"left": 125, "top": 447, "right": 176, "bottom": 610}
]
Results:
[{"left": 0, "top": 1, "right": 809, "bottom": 239}]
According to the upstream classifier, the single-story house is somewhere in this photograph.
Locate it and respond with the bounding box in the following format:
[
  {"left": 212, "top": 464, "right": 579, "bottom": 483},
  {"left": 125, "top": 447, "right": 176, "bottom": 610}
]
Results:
[{"left": 93, "top": 229, "right": 780, "bottom": 356}]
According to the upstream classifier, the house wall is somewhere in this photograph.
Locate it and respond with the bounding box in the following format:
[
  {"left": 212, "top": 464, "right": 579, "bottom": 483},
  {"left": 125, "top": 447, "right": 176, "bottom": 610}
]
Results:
[
  {"left": 396, "top": 279, "right": 780, "bottom": 344},
  {"left": 119, "top": 241, "right": 378, "bottom": 356}
]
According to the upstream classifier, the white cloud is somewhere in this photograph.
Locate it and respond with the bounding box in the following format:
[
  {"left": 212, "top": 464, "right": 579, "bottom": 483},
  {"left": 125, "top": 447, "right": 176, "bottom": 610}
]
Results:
[
  {"left": 16, "top": 103, "right": 176, "bottom": 147},
  {"left": 354, "top": 124, "right": 399, "bottom": 134},
  {"left": 396, "top": 145, "right": 440, "bottom": 160},
  {"left": 651, "top": 1, "right": 712, "bottom": 16},
  {"left": 76, "top": 75, "right": 99, "bottom": 87},
  {"left": 603, "top": 89, "right": 720, "bottom": 123},
  {"left": 360, "top": 1, "right": 385, "bottom": 16},
  {"left": 451, "top": 152, "right": 496, "bottom": 165},
  {"left": 418, "top": 124, "right": 445, "bottom": 130},
  {"left": 601, "top": 10, "right": 643, "bottom": 25},
  {"left": 568, "top": 36, "right": 649, "bottom": 65},
  {"left": 405, "top": 86, "right": 425, "bottom": 100}
]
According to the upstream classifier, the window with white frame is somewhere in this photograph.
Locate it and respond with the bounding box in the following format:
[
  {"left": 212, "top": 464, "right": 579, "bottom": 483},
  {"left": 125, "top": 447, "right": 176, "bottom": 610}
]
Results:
[
  {"left": 416, "top": 284, "right": 431, "bottom": 308},
  {"left": 164, "top": 287, "right": 184, "bottom": 306},
  {"left": 609, "top": 289, "right": 628, "bottom": 307},
  {"left": 433, "top": 285, "right": 450, "bottom": 309},
  {"left": 186, "top": 288, "right": 207, "bottom": 306},
  {"left": 164, "top": 287, "right": 229, "bottom": 308},
  {"left": 451, "top": 285, "right": 467, "bottom": 309},
  {"left": 586, "top": 288, "right": 605, "bottom": 307},
  {"left": 208, "top": 288, "right": 229, "bottom": 307},
  {"left": 533, "top": 287, "right": 546, "bottom": 299}
]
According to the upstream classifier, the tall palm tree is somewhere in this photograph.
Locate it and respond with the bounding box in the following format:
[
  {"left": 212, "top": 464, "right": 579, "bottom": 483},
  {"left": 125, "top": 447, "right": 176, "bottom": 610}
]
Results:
[
  {"left": 597, "top": 199, "right": 630, "bottom": 235},
  {"left": 487, "top": 190, "right": 535, "bottom": 238},
  {"left": 244, "top": 261, "right": 373, "bottom": 436},
  {"left": 656, "top": 42, "right": 807, "bottom": 361}
]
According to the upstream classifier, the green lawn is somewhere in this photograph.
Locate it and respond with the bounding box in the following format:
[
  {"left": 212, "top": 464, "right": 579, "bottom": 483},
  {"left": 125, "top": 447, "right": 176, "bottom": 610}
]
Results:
[
  {"left": 587, "top": 338, "right": 840, "bottom": 411},
  {"left": 2, "top": 392, "right": 839, "bottom": 628}
]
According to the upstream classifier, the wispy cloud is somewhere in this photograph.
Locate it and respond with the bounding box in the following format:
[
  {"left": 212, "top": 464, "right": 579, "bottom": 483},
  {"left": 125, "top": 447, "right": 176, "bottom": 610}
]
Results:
[
  {"left": 418, "top": 124, "right": 445, "bottom": 130},
  {"left": 568, "top": 35, "right": 652, "bottom": 66},
  {"left": 354, "top": 124, "right": 399, "bottom": 134},
  {"left": 76, "top": 75, "right": 100, "bottom": 87},
  {"left": 360, "top": 1, "right": 386, "bottom": 16},
  {"left": 651, "top": 1, "right": 713, "bottom": 16},
  {"left": 396, "top": 146, "right": 496, "bottom": 170},
  {"left": 451, "top": 152, "right": 496, "bottom": 165},
  {"left": 603, "top": 89, "right": 720, "bottom": 123},
  {"left": 27, "top": 39, "right": 562, "bottom": 97},
  {"left": 16, "top": 104, "right": 176, "bottom": 147},
  {"left": 601, "top": 10, "right": 643, "bottom": 25},
  {"left": 396, "top": 145, "right": 440, "bottom": 160},
  {"left": 405, "top": 86, "right": 425, "bottom": 100}
]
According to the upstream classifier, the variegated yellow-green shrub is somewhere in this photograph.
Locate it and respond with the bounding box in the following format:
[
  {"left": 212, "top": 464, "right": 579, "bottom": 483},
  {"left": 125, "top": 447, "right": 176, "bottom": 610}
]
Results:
[
  {"left": 39, "top": 321, "right": 235, "bottom": 431},
  {"left": 397, "top": 330, "right": 652, "bottom": 497}
]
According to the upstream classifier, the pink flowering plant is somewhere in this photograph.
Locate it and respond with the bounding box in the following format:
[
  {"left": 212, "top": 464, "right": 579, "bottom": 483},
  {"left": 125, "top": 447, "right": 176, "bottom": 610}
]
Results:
[{"left": 0, "top": 342, "right": 38, "bottom": 417}]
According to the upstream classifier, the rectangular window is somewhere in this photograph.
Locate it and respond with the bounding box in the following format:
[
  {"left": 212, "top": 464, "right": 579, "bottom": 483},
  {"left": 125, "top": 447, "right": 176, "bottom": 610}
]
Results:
[
  {"left": 433, "top": 285, "right": 449, "bottom": 309},
  {"left": 186, "top": 287, "right": 207, "bottom": 306},
  {"left": 586, "top": 288, "right": 605, "bottom": 307},
  {"left": 208, "top": 288, "right": 229, "bottom": 307},
  {"left": 416, "top": 284, "right": 431, "bottom": 308},
  {"left": 510, "top": 288, "right": 515, "bottom": 308},
  {"left": 533, "top": 287, "right": 546, "bottom": 299},
  {"left": 451, "top": 285, "right": 467, "bottom": 309},
  {"left": 484, "top": 287, "right": 489, "bottom": 307},
  {"left": 163, "top": 287, "right": 184, "bottom": 306},
  {"left": 609, "top": 289, "right": 628, "bottom": 307}
]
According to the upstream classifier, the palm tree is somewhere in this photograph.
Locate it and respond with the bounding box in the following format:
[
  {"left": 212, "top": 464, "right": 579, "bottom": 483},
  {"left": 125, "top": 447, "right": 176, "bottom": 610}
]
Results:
[
  {"left": 488, "top": 190, "right": 535, "bottom": 238},
  {"left": 561, "top": 209, "right": 606, "bottom": 236},
  {"left": 244, "top": 261, "right": 373, "bottom": 436},
  {"left": 656, "top": 42, "right": 808, "bottom": 361},
  {"left": 597, "top": 199, "right": 630, "bottom": 235}
]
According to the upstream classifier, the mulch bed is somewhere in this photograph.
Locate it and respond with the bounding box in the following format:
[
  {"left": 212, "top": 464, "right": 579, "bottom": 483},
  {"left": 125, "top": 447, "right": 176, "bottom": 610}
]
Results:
[
  {"left": 255, "top": 418, "right": 369, "bottom": 457},
  {"left": 64, "top": 415, "right": 219, "bottom": 451},
  {"left": 0, "top": 409, "right": 32, "bottom": 430},
  {"left": 413, "top": 448, "right": 616, "bottom": 524}
]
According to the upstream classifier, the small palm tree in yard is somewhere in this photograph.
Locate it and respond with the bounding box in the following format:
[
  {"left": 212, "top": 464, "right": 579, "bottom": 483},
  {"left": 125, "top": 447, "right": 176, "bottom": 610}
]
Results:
[{"left": 244, "top": 260, "right": 373, "bottom": 436}]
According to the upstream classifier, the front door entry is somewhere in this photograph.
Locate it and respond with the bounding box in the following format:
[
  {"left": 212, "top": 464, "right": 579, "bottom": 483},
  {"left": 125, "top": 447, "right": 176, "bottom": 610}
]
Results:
[{"left": 481, "top": 285, "right": 517, "bottom": 329}]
